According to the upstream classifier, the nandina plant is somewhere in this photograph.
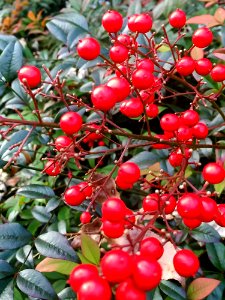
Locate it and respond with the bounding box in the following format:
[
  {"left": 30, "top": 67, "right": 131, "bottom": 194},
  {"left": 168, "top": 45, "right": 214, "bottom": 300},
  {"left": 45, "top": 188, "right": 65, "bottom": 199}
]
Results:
[{"left": 0, "top": 2, "right": 225, "bottom": 300}]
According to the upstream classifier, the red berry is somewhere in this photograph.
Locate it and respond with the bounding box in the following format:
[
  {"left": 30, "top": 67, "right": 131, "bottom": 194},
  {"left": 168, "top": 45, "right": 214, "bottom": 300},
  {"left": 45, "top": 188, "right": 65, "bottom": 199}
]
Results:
[
  {"left": 169, "top": 9, "right": 186, "bottom": 28},
  {"left": 146, "top": 104, "right": 159, "bottom": 118},
  {"left": 202, "top": 162, "right": 225, "bottom": 184},
  {"left": 152, "top": 134, "right": 171, "bottom": 150},
  {"left": 214, "top": 204, "right": 225, "bottom": 227},
  {"left": 132, "top": 69, "right": 154, "bottom": 90},
  {"left": 106, "top": 77, "right": 130, "bottom": 102},
  {"left": 77, "top": 182, "right": 93, "bottom": 197},
  {"left": 181, "top": 110, "right": 199, "bottom": 127},
  {"left": 115, "top": 64, "right": 128, "bottom": 77},
  {"left": 173, "top": 249, "right": 199, "bottom": 277},
  {"left": 192, "top": 122, "right": 208, "bottom": 139},
  {"left": 210, "top": 64, "right": 225, "bottom": 82},
  {"left": 18, "top": 65, "right": 41, "bottom": 88},
  {"left": 140, "top": 90, "right": 154, "bottom": 104},
  {"left": 120, "top": 98, "right": 144, "bottom": 118},
  {"left": 77, "top": 277, "right": 111, "bottom": 300},
  {"left": 68, "top": 264, "right": 99, "bottom": 292},
  {"left": 116, "top": 278, "right": 146, "bottom": 300},
  {"left": 101, "top": 249, "right": 132, "bottom": 282},
  {"left": 60, "top": 111, "right": 83, "bottom": 135},
  {"left": 140, "top": 237, "right": 164, "bottom": 260},
  {"left": 177, "top": 193, "right": 202, "bottom": 219},
  {"left": 176, "top": 56, "right": 195, "bottom": 76},
  {"left": 102, "top": 10, "right": 123, "bottom": 33},
  {"left": 55, "top": 136, "right": 73, "bottom": 151},
  {"left": 77, "top": 37, "right": 100, "bottom": 60},
  {"left": 143, "top": 193, "right": 159, "bottom": 213},
  {"left": 195, "top": 58, "right": 212, "bottom": 76},
  {"left": 115, "top": 176, "right": 133, "bottom": 190},
  {"left": 129, "top": 13, "right": 153, "bottom": 33},
  {"left": 137, "top": 58, "right": 154, "bottom": 72},
  {"left": 91, "top": 85, "right": 117, "bottom": 111},
  {"left": 160, "top": 114, "right": 179, "bottom": 131},
  {"left": 160, "top": 194, "right": 177, "bottom": 214},
  {"left": 200, "top": 197, "right": 218, "bottom": 222},
  {"left": 168, "top": 151, "right": 183, "bottom": 167},
  {"left": 124, "top": 208, "right": 136, "bottom": 228},
  {"left": 44, "top": 160, "right": 61, "bottom": 176},
  {"left": 102, "top": 197, "right": 126, "bottom": 222},
  {"left": 127, "top": 14, "right": 139, "bottom": 32},
  {"left": 118, "top": 162, "right": 140, "bottom": 183},
  {"left": 109, "top": 45, "right": 129, "bottom": 63},
  {"left": 64, "top": 185, "right": 85, "bottom": 206},
  {"left": 192, "top": 27, "right": 213, "bottom": 48},
  {"left": 132, "top": 257, "right": 162, "bottom": 291},
  {"left": 80, "top": 212, "right": 92, "bottom": 224},
  {"left": 176, "top": 126, "right": 193, "bottom": 142},
  {"left": 183, "top": 218, "right": 201, "bottom": 229},
  {"left": 102, "top": 220, "right": 124, "bottom": 238}
]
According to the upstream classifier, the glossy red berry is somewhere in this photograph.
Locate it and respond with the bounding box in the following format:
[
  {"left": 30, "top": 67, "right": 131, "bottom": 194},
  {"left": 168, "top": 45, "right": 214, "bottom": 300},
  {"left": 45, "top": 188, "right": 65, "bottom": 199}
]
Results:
[
  {"left": 68, "top": 264, "right": 99, "bottom": 292},
  {"left": 202, "top": 162, "right": 225, "bottom": 184},
  {"left": 210, "top": 64, "right": 225, "bottom": 82},
  {"left": 160, "top": 194, "right": 177, "bottom": 214},
  {"left": 55, "top": 136, "right": 73, "bottom": 151},
  {"left": 124, "top": 208, "right": 136, "bottom": 228},
  {"left": 102, "top": 220, "right": 124, "bottom": 238},
  {"left": 132, "top": 69, "right": 154, "bottom": 90},
  {"left": 140, "top": 90, "right": 154, "bottom": 104},
  {"left": 102, "top": 10, "right": 123, "bottom": 33},
  {"left": 91, "top": 85, "right": 117, "bottom": 111},
  {"left": 177, "top": 193, "right": 202, "bottom": 219},
  {"left": 131, "top": 13, "right": 153, "bottom": 33},
  {"left": 117, "top": 162, "right": 140, "bottom": 183},
  {"left": 101, "top": 249, "right": 132, "bottom": 282},
  {"left": 137, "top": 58, "right": 154, "bottom": 72},
  {"left": 120, "top": 98, "right": 144, "bottom": 118},
  {"left": 116, "top": 278, "right": 146, "bottom": 300},
  {"left": 183, "top": 218, "right": 201, "bottom": 229},
  {"left": 77, "top": 182, "right": 93, "bottom": 197},
  {"left": 176, "top": 56, "right": 195, "bottom": 76},
  {"left": 200, "top": 197, "right": 218, "bottom": 222},
  {"left": 173, "top": 249, "right": 200, "bottom": 277},
  {"left": 181, "top": 110, "right": 199, "bottom": 127},
  {"left": 77, "top": 277, "right": 111, "bottom": 300},
  {"left": 44, "top": 160, "right": 61, "bottom": 176},
  {"left": 169, "top": 9, "right": 186, "bottom": 28},
  {"left": 18, "top": 65, "right": 41, "bottom": 88},
  {"left": 146, "top": 104, "right": 159, "bottom": 118},
  {"left": 143, "top": 193, "right": 159, "bottom": 213},
  {"left": 160, "top": 114, "right": 179, "bottom": 131},
  {"left": 102, "top": 197, "right": 126, "bottom": 222},
  {"left": 77, "top": 37, "right": 100, "bottom": 60},
  {"left": 140, "top": 237, "right": 164, "bottom": 260},
  {"left": 80, "top": 212, "right": 92, "bottom": 224},
  {"left": 132, "top": 257, "right": 162, "bottom": 291},
  {"left": 64, "top": 185, "right": 85, "bottom": 206},
  {"left": 214, "top": 204, "right": 225, "bottom": 227},
  {"left": 169, "top": 151, "right": 183, "bottom": 167},
  {"left": 192, "top": 27, "right": 213, "bottom": 48},
  {"left": 115, "top": 176, "right": 133, "bottom": 190},
  {"left": 192, "top": 122, "right": 208, "bottom": 139},
  {"left": 106, "top": 77, "right": 130, "bottom": 102},
  {"left": 176, "top": 126, "right": 193, "bottom": 142},
  {"left": 109, "top": 45, "right": 129, "bottom": 63},
  {"left": 60, "top": 111, "right": 83, "bottom": 135},
  {"left": 195, "top": 58, "right": 212, "bottom": 76}
]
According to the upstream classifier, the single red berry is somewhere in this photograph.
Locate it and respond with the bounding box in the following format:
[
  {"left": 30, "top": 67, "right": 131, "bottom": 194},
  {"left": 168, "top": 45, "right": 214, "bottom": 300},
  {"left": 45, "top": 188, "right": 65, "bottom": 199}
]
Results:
[
  {"left": 132, "top": 257, "right": 162, "bottom": 291},
  {"left": 173, "top": 249, "right": 199, "bottom": 277},
  {"left": 115, "top": 176, "right": 133, "bottom": 190},
  {"left": 44, "top": 160, "right": 61, "bottom": 176},
  {"left": 116, "top": 278, "right": 146, "bottom": 300},
  {"left": 120, "top": 98, "right": 144, "bottom": 118},
  {"left": 169, "top": 9, "right": 186, "bottom": 28},
  {"left": 176, "top": 126, "right": 193, "bottom": 141},
  {"left": 214, "top": 204, "right": 225, "bottom": 227},
  {"left": 85, "top": 124, "right": 103, "bottom": 141},
  {"left": 168, "top": 151, "right": 183, "bottom": 167},
  {"left": 115, "top": 64, "right": 128, "bottom": 77},
  {"left": 80, "top": 212, "right": 92, "bottom": 224},
  {"left": 124, "top": 208, "right": 136, "bottom": 229},
  {"left": 130, "top": 13, "right": 153, "bottom": 33},
  {"left": 152, "top": 134, "right": 171, "bottom": 149},
  {"left": 183, "top": 218, "right": 201, "bottom": 229},
  {"left": 68, "top": 264, "right": 99, "bottom": 292},
  {"left": 64, "top": 185, "right": 85, "bottom": 206},
  {"left": 77, "top": 37, "right": 100, "bottom": 60},
  {"left": 18, "top": 65, "right": 41, "bottom": 88},
  {"left": 177, "top": 193, "right": 202, "bottom": 219},
  {"left": 118, "top": 162, "right": 140, "bottom": 183},
  {"left": 176, "top": 56, "right": 195, "bottom": 76},
  {"left": 137, "top": 58, "right": 154, "bottom": 72},
  {"left": 102, "top": 220, "right": 124, "bottom": 238},
  {"left": 116, "top": 34, "right": 137, "bottom": 50},
  {"left": 146, "top": 104, "right": 159, "bottom": 118},
  {"left": 160, "top": 194, "right": 177, "bottom": 214},
  {"left": 210, "top": 64, "right": 225, "bottom": 82},
  {"left": 109, "top": 45, "right": 129, "bottom": 63},
  {"left": 192, "top": 122, "right": 208, "bottom": 139},
  {"left": 202, "top": 162, "right": 225, "bottom": 184},
  {"left": 132, "top": 69, "right": 154, "bottom": 90},
  {"left": 192, "top": 27, "right": 213, "bottom": 48},
  {"left": 102, "top": 197, "right": 126, "bottom": 222},
  {"left": 140, "top": 237, "right": 164, "bottom": 260},
  {"left": 181, "top": 110, "right": 199, "bottom": 127},
  {"left": 91, "top": 85, "right": 117, "bottom": 111},
  {"left": 106, "top": 77, "right": 130, "bottom": 102},
  {"left": 101, "top": 249, "right": 132, "bottom": 282},
  {"left": 200, "top": 197, "right": 218, "bottom": 222},
  {"left": 77, "top": 182, "right": 93, "bottom": 197},
  {"left": 60, "top": 111, "right": 83, "bottom": 135},
  {"left": 143, "top": 193, "right": 159, "bottom": 213},
  {"left": 160, "top": 114, "right": 179, "bottom": 131},
  {"left": 195, "top": 58, "right": 212, "bottom": 76},
  {"left": 55, "top": 136, "right": 73, "bottom": 151},
  {"left": 102, "top": 10, "right": 123, "bottom": 33},
  {"left": 77, "top": 277, "right": 111, "bottom": 300},
  {"left": 140, "top": 90, "right": 154, "bottom": 104},
  {"left": 128, "top": 14, "right": 139, "bottom": 31}
]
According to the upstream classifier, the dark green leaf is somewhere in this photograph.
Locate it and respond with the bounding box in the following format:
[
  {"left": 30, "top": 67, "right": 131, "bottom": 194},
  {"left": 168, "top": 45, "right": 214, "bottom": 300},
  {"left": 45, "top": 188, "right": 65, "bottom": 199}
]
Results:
[
  {"left": 0, "top": 280, "right": 13, "bottom": 300},
  {"left": 81, "top": 233, "right": 100, "bottom": 265},
  {"left": 31, "top": 206, "right": 52, "bottom": 223},
  {"left": 0, "top": 260, "right": 14, "bottom": 279},
  {"left": 16, "top": 269, "right": 57, "bottom": 300},
  {"left": 190, "top": 223, "right": 220, "bottom": 243},
  {"left": 46, "top": 198, "right": 61, "bottom": 212},
  {"left": 16, "top": 245, "right": 34, "bottom": 268},
  {"left": 58, "top": 287, "right": 76, "bottom": 300},
  {"left": 0, "top": 223, "right": 32, "bottom": 250},
  {"left": 206, "top": 243, "right": 225, "bottom": 271},
  {"left": 85, "top": 146, "right": 109, "bottom": 159},
  {"left": 35, "top": 231, "right": 78, "bottom": 262},
  {"left": 159, "top": 280, "right": 186, "bottom": 300},
  {"left": 17, "top": 184, "right": 55, "bottom": 199},
  {"left": 207, "top": 281, "right": 225, "bottom": 300},
  {"left": 187, "top": 278, "right": 220, "bottom": 300},
  {"left": 129, "top": 151, "right": 159, "bottom": 169}
]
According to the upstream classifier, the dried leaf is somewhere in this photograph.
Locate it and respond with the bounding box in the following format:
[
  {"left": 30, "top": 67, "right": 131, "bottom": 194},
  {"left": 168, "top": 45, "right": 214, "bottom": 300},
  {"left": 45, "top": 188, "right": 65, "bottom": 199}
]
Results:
[
  {"left": 187, "top": 15, "right": 219, "bottom": 27},
  {"left": 213, "top": 48, "right": 225, "bottom": 61},
  {"left": 190, "top": 47, "right": 204, "bottom": 60},
  {"left": 187, "top": 278, "right": 220, "bottom": 300},
  {"left": 214, "top": 8, "right": 225, "bottom": 24},
  {"left": 27, "top": 11, "right": 36, "bottom": 21}
]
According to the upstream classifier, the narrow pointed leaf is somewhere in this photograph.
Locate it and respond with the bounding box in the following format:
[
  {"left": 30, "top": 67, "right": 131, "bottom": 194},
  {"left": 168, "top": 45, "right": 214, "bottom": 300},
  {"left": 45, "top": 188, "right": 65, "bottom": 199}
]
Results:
[
  {"left": 81, "top": 233, "right": 100, "bottom": 265},
  {"left": 17, "top": 184, "right": 55, "bottom": 199},
  {"left": 36, "top": 257, "right": 77, "bottom": 275}
]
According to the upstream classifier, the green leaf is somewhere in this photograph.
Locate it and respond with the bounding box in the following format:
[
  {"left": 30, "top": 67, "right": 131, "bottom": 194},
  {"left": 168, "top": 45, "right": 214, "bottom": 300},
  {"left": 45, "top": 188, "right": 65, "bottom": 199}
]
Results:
[
  {"left": 206, "top": 243, "right": 225, "bottom": 271},
  {"left": 17, "top": 184, "right": 55, "bottom": 199},
  {"left": 0, "top": 260, "right": 14, "bottom": 279},
  {"left": 81, "top": 234, "right": 100, "bottom": 265},
  {"left": 214, "top": 180, "right": 225, "bottom": 196},
  {"left": 85, "top": 146, "right": 109, "bottom": 159},
  {"left": 0, "top": 223, "right": 32, "bottom": 250},
  {"left": 160, "top": 280, "right": 187, "bottom": 300},
  {"left": 58, "top": 287, "right": 76, "bottom": 300},
  {"left": 16, "top": 245, "right": 34, "bottom": 268},
  {"left": 31, "top": 206, "right": 52, "bottom": 223},
  {"left": 129, "top": 151, "right": 159, "bottom": 169},
  {"left": 36, "top": 258, "right": 77, "bottom": 275},
  {"left": 187, "top": 278, "right": 220, "bottom": 300},
  {"left": 190, "top": 223, "right": 220, "bottom": 243},
  {"left": 16, "top": 269, "right": 57, "bottom": 300},
  {"left": 77, "top": 252, "right": 93, "bottom": 264},
  {"left": 35, "top": 231, "right": 78, "bottom": 262},
  {"left": 0, "top": 40, "right": 23, "bottom": 81},
  {"left": 0, "top": 280, "right": 13, "bottom": 300}
]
